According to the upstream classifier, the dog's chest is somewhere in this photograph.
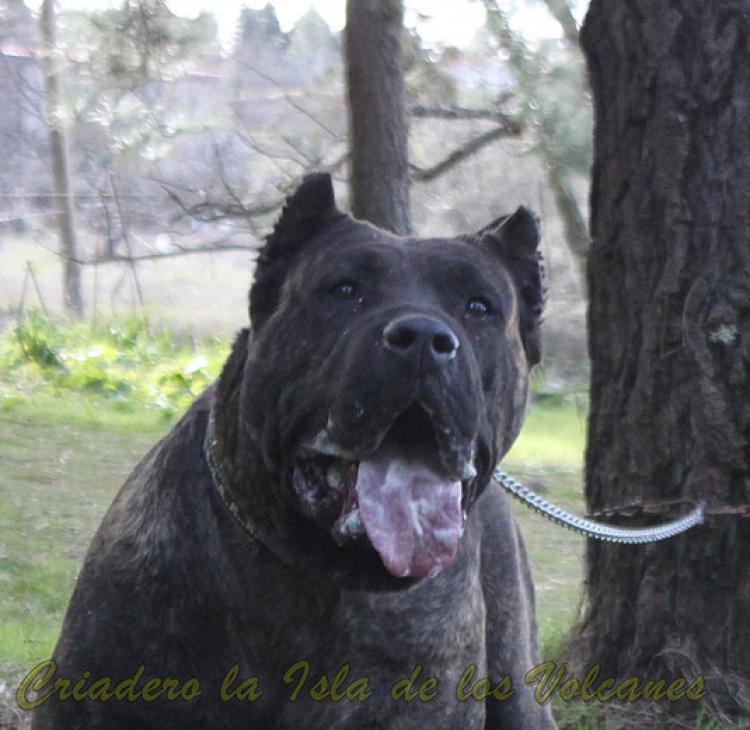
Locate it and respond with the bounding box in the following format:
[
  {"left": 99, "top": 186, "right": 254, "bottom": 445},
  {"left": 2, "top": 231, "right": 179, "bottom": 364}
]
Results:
[{"left": 268, "top": 572, "right": 487, "bottom": 728}]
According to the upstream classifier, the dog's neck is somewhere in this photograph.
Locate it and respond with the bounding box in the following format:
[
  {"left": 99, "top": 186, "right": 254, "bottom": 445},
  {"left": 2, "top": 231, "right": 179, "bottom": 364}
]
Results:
[
  {"left": 208, "top": 329, "right": 293, "bottom": 557},
  {"left": 204, "top": 409, "right": 260, "bottom": 543}
]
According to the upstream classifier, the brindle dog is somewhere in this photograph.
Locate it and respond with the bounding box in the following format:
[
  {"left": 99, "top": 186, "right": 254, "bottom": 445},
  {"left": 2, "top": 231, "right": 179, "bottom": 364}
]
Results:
[{"left": 32, "top": 174, "right": 555, "bottom": 729}]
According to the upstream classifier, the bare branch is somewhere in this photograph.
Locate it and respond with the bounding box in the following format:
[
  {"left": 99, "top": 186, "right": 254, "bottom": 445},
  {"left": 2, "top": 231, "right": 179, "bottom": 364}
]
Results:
[
  {"left": 541, "top": 0, "right": 580, "bottom": 47},
  {"left": 410, "top": 104, "right": 517, "bottom": 125},
  {"left": 482, "top": 0, "right": 533, "bottom": 80},
  {"left": 411, "top": 124, "right": 520, "bottom": 183},
  {"left": 544, "top": 156, "right": 590, "bottom": 283},
  {"left": 160, "top": 184, "right": 284, "bottom": 224},
  {"left": 212, "top": 144, "right": 263, "bottom": 207},
  {"left": 483, "top": 0, "right": 590, "bottom": 277},
  {"left": 235, "top": 131, "right": 303, "bottom": 178},
  {"left": 109, "top": 172, "right": 144, "bottom": 309},
  {"left": 279, "top": 135, "right": 318, "bottom": 167},
  {"left": 235, "top": 60, "right": 340, "bottom": 139},
  {"left": 69, "top": 242, "right": 258, "bottom": 266},
  {"left": 157, "top": 144, "right": 349, "bottom": 227}
]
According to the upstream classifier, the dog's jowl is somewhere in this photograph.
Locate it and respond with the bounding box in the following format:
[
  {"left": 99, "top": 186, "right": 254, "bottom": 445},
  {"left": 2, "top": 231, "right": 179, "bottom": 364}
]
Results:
[{"left": 32, "top": 174, "right": 555, "bottom": 729}]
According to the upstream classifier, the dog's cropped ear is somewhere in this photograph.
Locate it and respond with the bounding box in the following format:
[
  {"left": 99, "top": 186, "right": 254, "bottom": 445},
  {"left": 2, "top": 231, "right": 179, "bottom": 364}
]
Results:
[
  {"left": 259, "top": 173, "right": 341, "bottom": 265},
  {"left": 475, "top": 207, "right": 544, "bottom": 366},
  {"left": 250, "top": 173, "right": 342, "bottom": 327}
]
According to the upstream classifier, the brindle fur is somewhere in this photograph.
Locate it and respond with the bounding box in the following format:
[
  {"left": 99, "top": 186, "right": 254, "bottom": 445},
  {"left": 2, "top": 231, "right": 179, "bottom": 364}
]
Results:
[{"left": 33, "top": 174, "right": 555, "bottom": 729}]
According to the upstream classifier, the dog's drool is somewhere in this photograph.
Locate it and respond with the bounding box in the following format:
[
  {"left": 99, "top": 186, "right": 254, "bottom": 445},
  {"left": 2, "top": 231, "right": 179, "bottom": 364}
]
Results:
[{"left": 206, "top": 412, "right": 704, "bottom": 584}]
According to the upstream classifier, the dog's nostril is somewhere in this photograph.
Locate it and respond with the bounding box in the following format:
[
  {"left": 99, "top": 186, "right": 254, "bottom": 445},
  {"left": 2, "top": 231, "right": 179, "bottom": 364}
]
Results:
[
  {"left": 385, "top": 324, "right": 417, "bottom": 351},
  {"left": 433, "top": 332, "right": 458, "bottom": 357}
]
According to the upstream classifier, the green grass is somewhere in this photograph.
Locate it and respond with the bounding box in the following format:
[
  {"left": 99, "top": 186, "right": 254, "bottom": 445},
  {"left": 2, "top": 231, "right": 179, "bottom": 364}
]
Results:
[
  {"left": 0, "top": 394, "right": 168, "bottom": 663},
  {"left": 507, "top": 398, "right": 588, "bottom": 471},
  {"left": 0, "top": 389, "right": 172, "bottom": 727}
]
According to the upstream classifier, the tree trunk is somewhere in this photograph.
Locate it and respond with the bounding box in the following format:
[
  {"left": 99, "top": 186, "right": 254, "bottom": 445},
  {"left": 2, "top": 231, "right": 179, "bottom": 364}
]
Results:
[
  {"left": 40, "top": 0, "right": 82, "bottom": 318},
  {"left": 345, "top": 0, "right": 411, "bottom": 235},
  {"left": 577, "top": 1, "right": 750, "bottom": 724}
]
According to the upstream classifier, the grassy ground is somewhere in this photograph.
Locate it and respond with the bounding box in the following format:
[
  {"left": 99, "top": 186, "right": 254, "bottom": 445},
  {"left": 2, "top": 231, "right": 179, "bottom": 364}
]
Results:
[{"left": 0, "top": 393, "right": 169, "bottom": 728}]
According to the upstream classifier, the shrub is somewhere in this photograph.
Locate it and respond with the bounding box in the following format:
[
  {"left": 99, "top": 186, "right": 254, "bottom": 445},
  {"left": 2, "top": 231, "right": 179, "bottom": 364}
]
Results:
[{"left": 0, "top": 312, "right": 228, "bottom": 419}]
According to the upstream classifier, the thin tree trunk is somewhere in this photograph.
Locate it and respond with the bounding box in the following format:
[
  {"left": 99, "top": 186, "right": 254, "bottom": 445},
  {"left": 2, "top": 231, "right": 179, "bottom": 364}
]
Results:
[
  {"left": 576, "top": 1, "right": 750, "bottom": 724},
  {"left": 40, "top": 0, "right": 82, "bottom": 318},
  {"left": 345, "top": 0, "right": 411, "bottom": 235}
]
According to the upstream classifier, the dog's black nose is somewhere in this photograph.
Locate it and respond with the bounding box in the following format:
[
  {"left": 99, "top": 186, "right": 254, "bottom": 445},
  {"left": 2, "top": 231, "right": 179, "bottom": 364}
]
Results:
[{"left": 383, "top": 315, "right": 459, "bottom": 363}]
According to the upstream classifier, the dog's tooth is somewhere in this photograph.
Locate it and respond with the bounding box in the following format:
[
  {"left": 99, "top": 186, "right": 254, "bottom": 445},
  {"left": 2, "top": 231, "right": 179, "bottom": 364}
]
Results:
[
  {"left": 331, "top": 508, "right": 365, "bottom": 545},
  {"left": 338, "top": 509, "right": 364, "bottom": 538},
  {"left": 327, "top": 462, "right": 345, "bottom": 490}
]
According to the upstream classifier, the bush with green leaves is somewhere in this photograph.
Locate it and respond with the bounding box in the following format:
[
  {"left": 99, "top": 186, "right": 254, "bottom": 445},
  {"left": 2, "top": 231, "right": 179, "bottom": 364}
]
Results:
[{"left": 0, "top": 312, "right": 227, "bottom": 419}]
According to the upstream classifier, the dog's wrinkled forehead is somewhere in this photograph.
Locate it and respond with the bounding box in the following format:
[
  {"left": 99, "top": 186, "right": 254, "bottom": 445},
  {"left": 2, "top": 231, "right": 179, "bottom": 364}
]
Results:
[
  {"left": 293, "top": 218, "right": 512, "bottom": 286},
  {"left": 249, "top": 172, "right": 544, "bottom": 364}
]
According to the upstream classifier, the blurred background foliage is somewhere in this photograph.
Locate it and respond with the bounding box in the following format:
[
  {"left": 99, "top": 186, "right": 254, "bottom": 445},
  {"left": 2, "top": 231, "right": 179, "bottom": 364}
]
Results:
[
  {"left": 0, "top": 0, "right": 591, "bottom": 384},
  {"left": 2, "top": 311, "right": 225, "bottom": 418}
]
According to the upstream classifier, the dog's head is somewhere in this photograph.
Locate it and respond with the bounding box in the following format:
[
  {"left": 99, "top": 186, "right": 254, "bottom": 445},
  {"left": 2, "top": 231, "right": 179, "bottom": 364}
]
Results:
[{"left": 214, "top": 173, "right": 543, "bottom": 586}]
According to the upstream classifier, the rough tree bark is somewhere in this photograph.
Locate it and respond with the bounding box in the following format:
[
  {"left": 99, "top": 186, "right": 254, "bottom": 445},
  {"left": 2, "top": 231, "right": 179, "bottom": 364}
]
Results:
[
  {"left": 345, "top": 0, "right": 411, "bottom": 235},
  {"left": 40, "top": 0, "right": 83, "bottom": 318},
  {"left": 577, "top": 1, "right": 750, "bottom": 724}
]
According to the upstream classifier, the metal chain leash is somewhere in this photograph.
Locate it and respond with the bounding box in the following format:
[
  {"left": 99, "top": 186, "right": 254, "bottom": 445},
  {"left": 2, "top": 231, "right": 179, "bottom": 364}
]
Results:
[
  {"left": 494, "top": 468, "right": 706, "bottom": 544},
  {"left": 206, "top": 415, "right": 707, "bottom": 547}
]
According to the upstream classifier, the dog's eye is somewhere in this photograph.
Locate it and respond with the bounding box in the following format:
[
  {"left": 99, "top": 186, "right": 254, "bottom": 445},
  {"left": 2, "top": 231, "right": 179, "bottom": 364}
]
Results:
[
  {"left": 466, "top": 297, "right": 492, "bottom": 318},
  {"left": 330, "top": 280, "right": 359, "bottom": 300}
]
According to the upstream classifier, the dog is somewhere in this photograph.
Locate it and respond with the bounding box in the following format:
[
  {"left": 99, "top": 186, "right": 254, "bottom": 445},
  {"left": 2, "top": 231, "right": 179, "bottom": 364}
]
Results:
[{"left": 30, "top": 174, "right": 555, "bottom": 729}]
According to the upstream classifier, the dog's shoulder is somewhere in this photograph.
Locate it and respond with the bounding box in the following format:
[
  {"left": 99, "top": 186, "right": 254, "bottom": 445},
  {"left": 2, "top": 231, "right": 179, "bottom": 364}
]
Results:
[
  {"left": 53, "top": 389, "right": 226, "bottom": 653},
  {"left": 96, "top": 387, "right": 215, "bottom": 544}
]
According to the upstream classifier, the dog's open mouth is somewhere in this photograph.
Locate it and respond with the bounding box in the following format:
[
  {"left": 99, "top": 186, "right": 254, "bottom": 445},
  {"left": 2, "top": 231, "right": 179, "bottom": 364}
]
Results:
[{"left": 293, "top": 404, "right": 466, "bottom": 579}]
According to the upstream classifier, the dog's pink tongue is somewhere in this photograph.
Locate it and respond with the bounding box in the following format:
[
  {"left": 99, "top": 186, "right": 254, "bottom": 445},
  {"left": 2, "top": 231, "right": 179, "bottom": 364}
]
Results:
[{"left": 356, "top": 446, "right": 463, "bottom": 579}]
